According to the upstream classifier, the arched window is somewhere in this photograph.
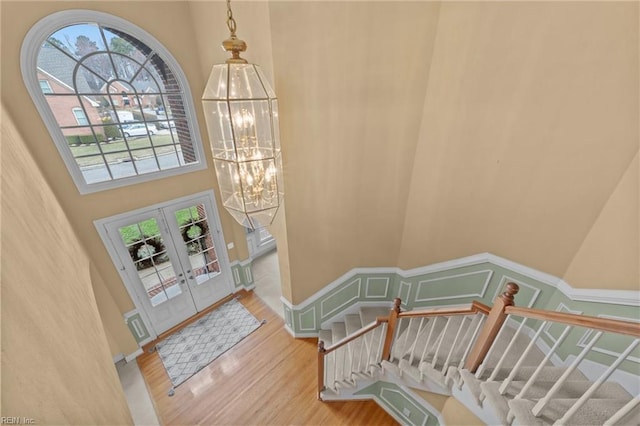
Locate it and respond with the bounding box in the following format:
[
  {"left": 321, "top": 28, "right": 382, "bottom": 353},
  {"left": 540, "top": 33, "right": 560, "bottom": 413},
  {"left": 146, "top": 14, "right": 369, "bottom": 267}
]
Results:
[{"left": 21, "top": 10, "right": 206, "bottom": 193}]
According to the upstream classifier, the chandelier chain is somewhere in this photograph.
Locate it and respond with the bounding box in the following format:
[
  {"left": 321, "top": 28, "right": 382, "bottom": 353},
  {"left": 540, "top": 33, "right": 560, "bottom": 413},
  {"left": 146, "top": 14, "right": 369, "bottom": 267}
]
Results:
[{"left": 226, "top": 0, "right": 237, "bottom": 37}]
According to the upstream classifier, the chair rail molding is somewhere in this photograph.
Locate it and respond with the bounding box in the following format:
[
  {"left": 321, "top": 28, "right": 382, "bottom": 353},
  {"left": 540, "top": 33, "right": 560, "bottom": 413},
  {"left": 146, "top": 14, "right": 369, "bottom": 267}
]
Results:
[{"left": 281, "top": 252, "right": 639, "bottom": 337}]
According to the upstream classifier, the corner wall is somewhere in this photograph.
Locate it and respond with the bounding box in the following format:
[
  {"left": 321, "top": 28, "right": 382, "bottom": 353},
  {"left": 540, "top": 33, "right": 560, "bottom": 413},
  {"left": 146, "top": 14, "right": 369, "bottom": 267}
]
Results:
[
  {"left": 398, "top": 1, "right": 639, "bottom": 290},
  {"left": 1, "top": 105, "right": 132, "bottom": 424}
]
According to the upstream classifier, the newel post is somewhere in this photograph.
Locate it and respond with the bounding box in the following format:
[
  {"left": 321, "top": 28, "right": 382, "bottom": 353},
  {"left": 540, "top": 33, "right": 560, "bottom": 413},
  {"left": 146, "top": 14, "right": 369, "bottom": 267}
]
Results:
[
  {"left": 464, "top": 282, "right": 519, "bottom": 373},
  {"left": 317, "top": 340, "right": 326, "bottom": 400},
  {"left": 381, "top": 298, "right": 402, "bottom": 361}
]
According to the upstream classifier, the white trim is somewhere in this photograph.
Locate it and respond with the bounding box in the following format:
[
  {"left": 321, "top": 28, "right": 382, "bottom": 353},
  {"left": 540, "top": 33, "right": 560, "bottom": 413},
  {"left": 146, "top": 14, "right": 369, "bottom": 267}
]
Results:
[
  {"left": 283, "top": 323, "right": 318, "bottom": 338},
  {"left": 320, "top": 278, "right": 362, "bottom": 319},
  {"left": 451, "top": 378, "right": 503, "bottom": 426},
  {"left": 415, "top": 270, "right": 493, "bottom": 303},
  {"left": 125, "top": 348, "right": 144, "bottom": 362},
  {"left": 542, "top": 303, "right": 581, "bottom": 346},
  {"left": 492, "top": 275, "right": 541, "bottom": 308},
  {"left": 570, "top": 355, "right": 640, "bottom": 396},
  {"left": 113, "top": 353, "right": 125, "bottom": 364},
  {"left": 365, "top": 277, "right": 390, "bottom": 299},
  {"left": 288, "top": 253, "right": 640, "bottom": 311},
  {"left": 21, "top": 10, "right": 207, "bottom": 194},
  {"left": 379, "top": 387, "right": 430, "bottom": 426},
  {"left": 319, "top": 301, "right": 392, "bottom": 330},
  {"left": 94, "top": 189, "right": 233, "bottom": 339},
  {"left": 292, "top": 268, "right": 399, "bottom": 310},
  {"left": 398, "top": 281, "right": 411, "bottom": 307},
  {"left": 576, "top": 314, "right": 640, "bottom": 364},
  {"left": 298, "top": 306, "right": 317, "bottom": 332}
]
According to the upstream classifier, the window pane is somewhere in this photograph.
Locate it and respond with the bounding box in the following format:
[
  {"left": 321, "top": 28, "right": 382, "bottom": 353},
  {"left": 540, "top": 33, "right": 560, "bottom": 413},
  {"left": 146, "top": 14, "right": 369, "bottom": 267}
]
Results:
[
  {"left": 72, "top": 108, "right": 89, "bottom": 125},
  {"left": 39, "top": 80, "right": 53, "bottom": 94},
  {"left": 117, "top": 219, "right": 181, "bottom": 307},
  {"left": 174, "top": 204, "right": 220, "bottom": 284},
  {"left": 29, "top": 16, "right": 204, "bottom": 192}
]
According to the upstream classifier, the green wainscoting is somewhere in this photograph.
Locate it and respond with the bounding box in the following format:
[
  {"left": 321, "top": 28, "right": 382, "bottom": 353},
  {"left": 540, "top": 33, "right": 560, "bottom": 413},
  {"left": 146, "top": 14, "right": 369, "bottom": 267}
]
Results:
[
  {"left": 230, "top": 260, "right": 254, "bottom": 291},
  {"left": 124, "top": 311, "right": 151, "bottom": 344},
  {"left": 281, "top": 253, "right": 639, "bottom": 373},
  {"left": 355, "top": 381, "right": 441, "bottom": 426}
]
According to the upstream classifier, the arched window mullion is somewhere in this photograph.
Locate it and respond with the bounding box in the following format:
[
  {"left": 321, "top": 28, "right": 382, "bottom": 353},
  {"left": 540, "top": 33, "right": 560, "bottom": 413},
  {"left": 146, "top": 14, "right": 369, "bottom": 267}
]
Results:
[{"left": 22, "top": 9, "right": 206, "bottom": 194}]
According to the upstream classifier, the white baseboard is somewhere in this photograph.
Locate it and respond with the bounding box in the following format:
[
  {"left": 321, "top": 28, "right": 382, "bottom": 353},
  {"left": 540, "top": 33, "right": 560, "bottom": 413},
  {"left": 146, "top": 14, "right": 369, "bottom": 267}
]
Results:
[
  {"left": 283, "top": 323, "right": 318, "bottom": 338},
  {"left": 125, "top": 348, "right": 143, "bottom": 362},
  {"left": 113, "top": 353, "right": 125, "bottom": 364}
]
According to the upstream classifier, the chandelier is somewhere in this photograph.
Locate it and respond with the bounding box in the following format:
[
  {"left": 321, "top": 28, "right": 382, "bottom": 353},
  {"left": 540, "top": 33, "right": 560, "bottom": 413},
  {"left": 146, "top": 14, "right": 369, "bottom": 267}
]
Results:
[{"left": 202, "top": 0, "right": 283, "bottom": 230}]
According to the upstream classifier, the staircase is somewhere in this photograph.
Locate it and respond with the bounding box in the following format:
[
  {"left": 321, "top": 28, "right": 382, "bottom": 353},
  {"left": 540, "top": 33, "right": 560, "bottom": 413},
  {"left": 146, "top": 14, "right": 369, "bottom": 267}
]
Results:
[{"left": 317, "top": 285, "right": 640, "bottom": 425}]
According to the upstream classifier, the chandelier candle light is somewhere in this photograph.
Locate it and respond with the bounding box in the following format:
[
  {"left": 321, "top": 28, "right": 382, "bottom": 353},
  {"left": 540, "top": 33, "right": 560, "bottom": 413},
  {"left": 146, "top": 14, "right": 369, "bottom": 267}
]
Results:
[{"left": 202, "top": 0, "right": 283, "bottom": 229}]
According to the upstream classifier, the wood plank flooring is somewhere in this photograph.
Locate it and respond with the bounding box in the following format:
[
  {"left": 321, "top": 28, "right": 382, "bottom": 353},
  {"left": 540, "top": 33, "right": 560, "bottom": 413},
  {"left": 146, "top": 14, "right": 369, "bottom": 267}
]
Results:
[{"left": 137, "top": 290, "right": 397, "bottom": 425}]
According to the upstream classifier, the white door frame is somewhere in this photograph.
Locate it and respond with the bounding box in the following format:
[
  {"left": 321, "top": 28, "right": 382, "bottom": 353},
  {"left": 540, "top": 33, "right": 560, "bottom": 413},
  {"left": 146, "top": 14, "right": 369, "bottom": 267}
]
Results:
[{"left": 95, "top": 190, "right": 233, "bottom": 341}]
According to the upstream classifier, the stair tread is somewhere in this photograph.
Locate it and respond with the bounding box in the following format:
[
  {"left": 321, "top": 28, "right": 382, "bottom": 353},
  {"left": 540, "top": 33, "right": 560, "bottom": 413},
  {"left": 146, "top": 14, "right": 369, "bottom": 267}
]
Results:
[
  {"left": 359, "top": 306, "right": 390, "bottom": 325},
  {"left": 482, "top": 379, "right": 631, "bottom": 400},
  {"left": 509, "top": 397, "right": 636, "bottom": 426},
  {"left": 318, "top": 329, "right": 333, "bottom": 347},
  {"left": 331, "top": 322, "right": 347, "bottom": 340},
  {"left": 344, "top": 314, "right": 363, "bottom": 335}
]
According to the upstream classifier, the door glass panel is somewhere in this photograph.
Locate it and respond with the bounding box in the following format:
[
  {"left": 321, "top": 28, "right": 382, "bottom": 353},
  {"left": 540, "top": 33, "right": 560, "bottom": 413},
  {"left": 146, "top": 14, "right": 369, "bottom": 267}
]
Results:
[
  {"left": 118, "top": 218, "right": 181, "bottom": 306},
  {"left": 174, "top": 204, "right": 220, "bottom": 285}
]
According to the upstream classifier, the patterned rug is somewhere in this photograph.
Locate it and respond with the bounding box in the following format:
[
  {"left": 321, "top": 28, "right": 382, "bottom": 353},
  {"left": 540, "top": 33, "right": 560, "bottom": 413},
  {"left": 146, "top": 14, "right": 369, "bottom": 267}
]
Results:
[{"left": 156, "top": 298, "right": 263, "bottom": 389}]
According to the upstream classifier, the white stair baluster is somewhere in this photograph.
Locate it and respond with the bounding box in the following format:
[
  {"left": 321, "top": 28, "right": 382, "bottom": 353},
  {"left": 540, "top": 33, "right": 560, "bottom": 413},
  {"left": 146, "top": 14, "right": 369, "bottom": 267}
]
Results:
[
  {"left": 357, "top": 334, "right": 366, "bottom": 373},
  {"left": 401, "top": 318, "right": 414, "bottom": 361},
  {"left": 408, "top": 318, "right": 426, "bottom": 365},
  {"left": 432, "top": 316, "right": 453, "bottom": 368},
  {"left": 603, "top": 395, "right": 640, "bottom": 426},
  {"left": 488, "top": 317, "right": 529, "bottom": 381},
  {"left": 532, "top": 331, "right": 603, "bottom": 416},
  {"left": 442, "top": 316, "right": 469, "bottom": 372},
  {"left": 419, "top": 316, "right": 439, "bottom": 365},
  {"left": 499, "top": 320, "right": 549, "bottom": 394},
  {"left": 516, "top": 324, "right": 572, "bottom": 399},
  {"left": 476, "top": 317, "right": 512, "bottom": 379},
  {"left": 554, "top": 338, "right": 640, "bottom": 425},
  {"left": 459, "top": 314, "right": 485, "bottom": 369},
  {"left": 347, "top": 338, "right": 355, "bottom": 383}
]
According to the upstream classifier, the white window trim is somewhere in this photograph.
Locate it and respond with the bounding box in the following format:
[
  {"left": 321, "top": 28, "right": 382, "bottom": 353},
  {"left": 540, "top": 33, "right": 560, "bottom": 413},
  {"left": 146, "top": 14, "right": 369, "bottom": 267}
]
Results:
[
  {"left": 39, "top": 79, "right": 53, "bottom": 94},
  {"left": 72, "top": 107, "right": 89, "bottom": 126},
  {"left": 21, "top": 10, "right": 207, "bottom": 194}
]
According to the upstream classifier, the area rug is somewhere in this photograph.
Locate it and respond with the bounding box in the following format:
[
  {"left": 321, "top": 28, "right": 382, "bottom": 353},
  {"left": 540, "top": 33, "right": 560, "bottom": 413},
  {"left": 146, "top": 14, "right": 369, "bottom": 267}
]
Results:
[{"left": 156, "top": 298, "right": 263, "bottom": 388}]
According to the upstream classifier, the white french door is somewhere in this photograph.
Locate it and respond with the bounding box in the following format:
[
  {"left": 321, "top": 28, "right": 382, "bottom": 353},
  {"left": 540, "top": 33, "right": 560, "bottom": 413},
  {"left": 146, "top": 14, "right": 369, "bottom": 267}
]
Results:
[{"left": 97, "top": 192, "right": 232, "bottom": 336}]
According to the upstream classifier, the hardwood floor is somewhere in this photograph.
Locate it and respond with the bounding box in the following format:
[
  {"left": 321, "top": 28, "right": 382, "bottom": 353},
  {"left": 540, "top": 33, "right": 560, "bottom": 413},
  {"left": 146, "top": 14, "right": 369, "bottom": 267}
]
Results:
[{"left": 137, "top": 290, "right": 397, "bottom": 425}]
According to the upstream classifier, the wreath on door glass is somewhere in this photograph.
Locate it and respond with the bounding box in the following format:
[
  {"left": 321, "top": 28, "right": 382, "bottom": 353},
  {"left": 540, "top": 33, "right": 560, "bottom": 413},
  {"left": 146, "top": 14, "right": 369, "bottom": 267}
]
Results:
[
  {"left": 181, "top": 220, "right": 208, "bottom": 254},
  {"left": 128, "top": 238, "right": 166, "bottom": 270}
]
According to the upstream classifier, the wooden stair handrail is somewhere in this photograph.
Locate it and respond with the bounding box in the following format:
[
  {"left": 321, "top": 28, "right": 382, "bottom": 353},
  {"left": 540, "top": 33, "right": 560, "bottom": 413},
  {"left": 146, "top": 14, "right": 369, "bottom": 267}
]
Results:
[
  {"left": 505, "top": 306, "right": 640, "bottom": 337},
  {"left": 318, "top": 316, "right": 390, "bottom": 400},
  {"left": 397, "top": 301, "right": 491, "bottom": 319},
  {"left": 321, "top": 317, "right": 389, "bottom": 354},
  {"left": 465, "top": 282, "right": 520, "bottom": 373}
]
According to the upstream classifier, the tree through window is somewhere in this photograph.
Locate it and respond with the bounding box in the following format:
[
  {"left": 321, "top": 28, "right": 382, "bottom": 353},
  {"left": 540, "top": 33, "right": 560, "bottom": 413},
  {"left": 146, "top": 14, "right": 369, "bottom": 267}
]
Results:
[{"left": 22, "top": 11, "right": 205, "bottom": 193}]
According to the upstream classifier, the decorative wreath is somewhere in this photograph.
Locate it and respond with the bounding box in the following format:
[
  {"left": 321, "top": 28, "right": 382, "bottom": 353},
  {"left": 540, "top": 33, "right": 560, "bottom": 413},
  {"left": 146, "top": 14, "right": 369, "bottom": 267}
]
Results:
[
  {"left": 181, "top": 220, "right": 208, "bottom": 243},
  {"left": 181, "top": 220, "right": 209, "bottom": 254},
  {"left": 128, "top": 238, "right": 166, "bottom": 270}
]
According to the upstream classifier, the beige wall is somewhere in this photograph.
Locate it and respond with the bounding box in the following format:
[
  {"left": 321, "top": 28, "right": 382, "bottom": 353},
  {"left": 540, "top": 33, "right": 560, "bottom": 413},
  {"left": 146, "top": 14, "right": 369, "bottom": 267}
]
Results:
[
  {"left": 269, "top": 1, "right": 441, "bottom": 303},
  {"left": 1, "top": 105, "right": 132, "bottom": 424},
  {"left": 397, "top": 1, "right": 638, "bottom": 291},
  {"left": 2, "top": 0, "right": 637, "bottom": 363},
  {"left": 564, "top": 154, "right": 639, "bottom": 288},
  {"left": 0, "top": 0, "right": 255, "bottom": 356}
]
